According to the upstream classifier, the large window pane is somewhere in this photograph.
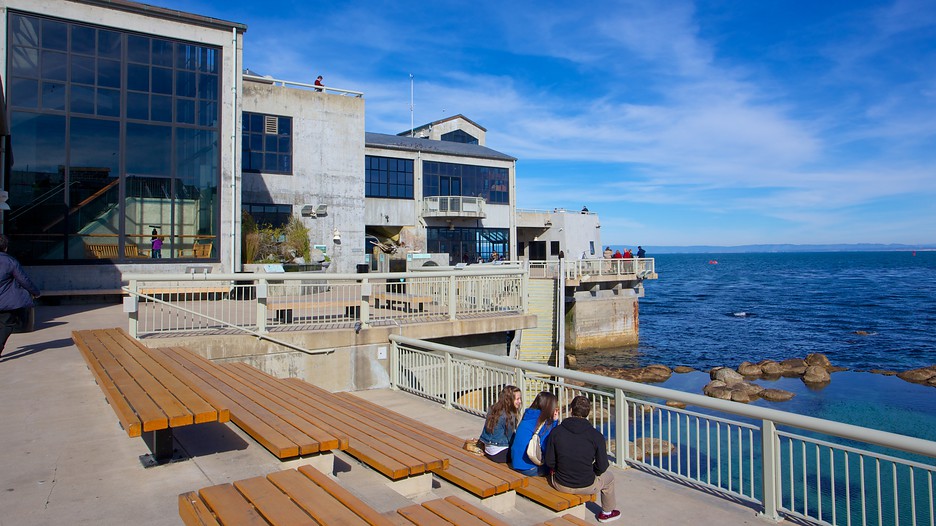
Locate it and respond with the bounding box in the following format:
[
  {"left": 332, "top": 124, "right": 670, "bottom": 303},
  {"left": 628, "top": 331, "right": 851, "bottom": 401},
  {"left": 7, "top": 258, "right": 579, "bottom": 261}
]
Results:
[
  {"left": 97, "top": 29, "right": 121, "bottom": 58},
  {"left": 10, "top": 78, "right": 39, "bottom": 108},
  {"left": 127, "top": 35, "right": 150, "bottom": 63},
  {"left": 7, "top": 113, "right": 67, "bottom": 261},
  {"left": 127, "top": 123, "right": 171, "bottom": 175},
  {"left": 97, "top": 58, "right": 120, "bottom": 88},
  {"left": 11, "top": 46, "right": 39, "bottom": 77},
  {"left": 70, "top": 85, "right": 95, "bottom": 114},
  {"left": 41, "top": 50, "right": 67, "bottom": 81},
  {"left": 71, "top": 25, "right": 95, "bottom": 55},
  {"left": 71, "top": 55, "right": 95, "bottom": 84},
  {"left": 127, "top": 63, "right": 149, "bottom": 91},
  {"left": 69, "top": 118, "right": 120, "bottom": 258},
  {"left": 41, "top": 19, "right": 68, "bottom": 51},
  {"left": 41, "top": 82, "right": 66, "bottom": 110},
  {"left": 10, "top": 15, "right": 40, "bottom": 47}
]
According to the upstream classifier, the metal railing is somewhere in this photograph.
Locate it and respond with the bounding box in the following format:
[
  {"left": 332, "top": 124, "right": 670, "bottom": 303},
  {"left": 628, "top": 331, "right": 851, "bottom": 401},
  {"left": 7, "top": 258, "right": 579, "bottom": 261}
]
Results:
[
  {"left": 389, "top": 335, "right": 936, "bottom": 526},
  {"left": 243, "top": 74, "right": 364, "bottom": 97},
  {"left": 421, "top": 196, "right": 486, "bottom": 218},
  {"left": 122, "top": 268, "right": 526, "bottom": 338},
  {"left": 526, "top": 258, "right": 656, "bottom": 281}
]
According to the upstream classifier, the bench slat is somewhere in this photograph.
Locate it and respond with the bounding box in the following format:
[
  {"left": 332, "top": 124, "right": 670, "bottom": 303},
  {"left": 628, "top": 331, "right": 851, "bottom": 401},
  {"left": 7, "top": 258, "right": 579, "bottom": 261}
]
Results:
[
  {"left": 233, "top": 476, "right": 319, "bottom": 525},
  {"left": 221, "top": 363, "right": 347, "bottom": 451},
  {"left": 267, "top": 469, "right": 373, "bottom": 526},
  {"left": 516, "top": 476, "right": 595, "bottom": 512},
  {"left": 178, "top": 491, "right": 221, "bottom": 526},
  {"left": 397, "top": 504, "right": 453, "bottom": 526},
  {"left": 143, "top": 346, "right": 229, "bottom": 424},
  {"left": 155, "top": 348, "right": 301, "bottom": 458},
  {"left": 420, "top": 498, "right": 497, "bottom": 526},
  {"left": 97, "top": 330, "right": 195, "bottom": 427},
  {"left": 73, "top": 331, "right": 143, "bottom": 437},
  {"left": 442, "top": 496, "right": 511, "bottom": 526},
  {"left": 534, "top": 515, "right": 593, "bottom": 526},
  {"left": 281, "top": 378, "right": 447, "bottom": 477},
  {"left": 296, "top": 465, "right": 397, "bottom": 526},
  {"left": 77, "top": 330, "right": 168, "bottom": 433},
  {"left": 198, "top": 483, "right": 268, "bottom": 526},
  {"left": 335, "top": 391, "right": 525, "bottom": 496}
]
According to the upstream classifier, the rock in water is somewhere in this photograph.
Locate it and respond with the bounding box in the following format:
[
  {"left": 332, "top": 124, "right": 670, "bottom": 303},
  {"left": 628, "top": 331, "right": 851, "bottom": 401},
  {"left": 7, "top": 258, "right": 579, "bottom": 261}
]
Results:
[
  {"left": 737, "top": 361, "right": 762, "bottom": 377},
  {"left": 802, "top": 365, "right": 831, "bottom": 384},
  {"left": 711, "top": 367, "right": 745, "bottom": 385},
  {"left": 629, "top": 438, "right": 675, "bottom": 460},
  {"left": 780, "top": 358, "right": 808, "bottom": 377},
  {"left": 760, "top": 388, "right": 795, "bottom": 402},
  {"left": 897, "top": 365, "right": 936, "bottom": 384},
  {"left": 673, "top": 365, "right": 696, "bottom": 374},
  {"left": 870, "top": 369, "right": 898, "bottom": 376},
  {"left": 759, "top": 360, "right": 783, "bottom": 376},
  {"left": 805, "top": 353, "right": 832, "bottom": 368},
  {"left": 665, "top": 400, "right": 687, "bottom": 409}
]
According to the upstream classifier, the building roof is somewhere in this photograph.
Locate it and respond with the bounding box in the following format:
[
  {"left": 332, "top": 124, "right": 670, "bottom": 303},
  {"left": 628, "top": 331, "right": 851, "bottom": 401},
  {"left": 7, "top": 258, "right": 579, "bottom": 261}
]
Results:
[
  {"left": 398, "top": 114, "right": 487, "bottom": 137},
  {"left": 365, "top": 133, "right": 516, "bottom": 162},
  {"left": 70, "top": 0, "right": 247, "bottom": 32}
]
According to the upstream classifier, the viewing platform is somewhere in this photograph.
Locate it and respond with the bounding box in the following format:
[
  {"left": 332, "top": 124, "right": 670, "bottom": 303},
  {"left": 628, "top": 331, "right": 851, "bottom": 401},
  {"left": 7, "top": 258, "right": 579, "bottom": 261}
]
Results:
[{"left": 0, "top": 302, "right": 771, "bottom": 525}]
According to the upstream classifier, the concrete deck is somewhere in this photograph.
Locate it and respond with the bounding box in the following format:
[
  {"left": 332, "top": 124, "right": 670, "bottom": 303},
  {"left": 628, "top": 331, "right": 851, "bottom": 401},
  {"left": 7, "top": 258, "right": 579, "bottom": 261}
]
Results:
[{"left": 0, "top": 302, "right": 772, "bottom": 525}]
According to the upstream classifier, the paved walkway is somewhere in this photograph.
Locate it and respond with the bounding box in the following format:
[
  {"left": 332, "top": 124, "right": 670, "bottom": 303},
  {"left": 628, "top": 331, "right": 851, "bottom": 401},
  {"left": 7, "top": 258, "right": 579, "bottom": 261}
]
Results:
[{"left": 0, "top": 302, "right": 772, "bottom": 525}]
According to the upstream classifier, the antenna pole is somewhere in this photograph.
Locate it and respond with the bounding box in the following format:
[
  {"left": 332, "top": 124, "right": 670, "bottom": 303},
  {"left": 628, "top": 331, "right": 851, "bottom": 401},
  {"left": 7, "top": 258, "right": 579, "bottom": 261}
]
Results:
[{"left": 410, "top": 74, "right": 414, "bottom": 137}]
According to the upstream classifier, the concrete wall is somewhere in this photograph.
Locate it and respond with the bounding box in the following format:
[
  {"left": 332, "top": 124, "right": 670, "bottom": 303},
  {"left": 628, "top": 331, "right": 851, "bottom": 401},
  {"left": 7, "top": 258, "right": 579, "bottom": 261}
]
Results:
[
  {"left": 241, "top": 80, "right": 365, "bottom": 274},
  {"left": 516, "top": 209, "right": 602, "bottom": 260},
  {"left": 3, "top": 0, "right": 243, "bottom": 291},
  {"left": 565, "top": 289, "right": 639, "bottom": 350}
]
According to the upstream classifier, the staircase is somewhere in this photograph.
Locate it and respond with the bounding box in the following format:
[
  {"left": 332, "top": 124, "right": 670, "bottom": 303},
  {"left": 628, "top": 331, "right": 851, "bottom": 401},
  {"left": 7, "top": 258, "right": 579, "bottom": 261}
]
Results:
[{"left": 518, "top": 278, "right": 558, "bottom": 367}]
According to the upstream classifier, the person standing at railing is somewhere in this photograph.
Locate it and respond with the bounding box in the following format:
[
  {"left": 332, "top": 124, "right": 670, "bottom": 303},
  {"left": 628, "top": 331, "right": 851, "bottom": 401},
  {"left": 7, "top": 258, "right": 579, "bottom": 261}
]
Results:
[
  {"left": 0, "top": 234, "right": 40, "bottom": 359},
  {"left": 603, "top": 247, "right": 612, "bottom": 259},
  {"left": 314, "top": 75, "right": 324, "bottom": 92},
  {"left": 612, "top": 250, "right": 623, "bottom": 259},
  {"left": 623, "top": 248, "right": 632, "bottom": 259},
  {"left": 636, "top": 246, "right": 646, "bottom": 258},
  {"left": 479, "top": 385, "right": 521, "bottom": 463},
  {"left": 151, "top": 236, "right": 163, "bottom": 259},
  {"left": 510, "top": 391, "right": 559, "bottom": 476},
  {"left": 545, "top": 395, "right": 621, "bottom": 523}
]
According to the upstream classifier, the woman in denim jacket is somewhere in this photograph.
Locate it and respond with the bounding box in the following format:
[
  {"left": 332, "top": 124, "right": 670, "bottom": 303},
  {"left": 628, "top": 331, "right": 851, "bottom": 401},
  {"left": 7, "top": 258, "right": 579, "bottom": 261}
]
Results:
[
  {"left": 479, "top": 385, "right": 521, "bottom": 463},
  {"left": 510, "top": 391, "right": 559, "bottom": 475}
]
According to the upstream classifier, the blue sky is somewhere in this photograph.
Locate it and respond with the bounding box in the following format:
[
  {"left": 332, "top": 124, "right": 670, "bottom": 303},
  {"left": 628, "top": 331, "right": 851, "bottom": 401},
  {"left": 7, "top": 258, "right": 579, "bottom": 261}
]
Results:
[{"left": 150, "top": 0, "right": 936, "bottom": 246}]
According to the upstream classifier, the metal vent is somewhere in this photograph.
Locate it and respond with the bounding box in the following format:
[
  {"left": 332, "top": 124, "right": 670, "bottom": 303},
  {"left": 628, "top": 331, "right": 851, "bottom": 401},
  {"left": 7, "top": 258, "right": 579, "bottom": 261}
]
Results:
[{"left": 264, "top": 115, "right": 278, "bottom": 134}]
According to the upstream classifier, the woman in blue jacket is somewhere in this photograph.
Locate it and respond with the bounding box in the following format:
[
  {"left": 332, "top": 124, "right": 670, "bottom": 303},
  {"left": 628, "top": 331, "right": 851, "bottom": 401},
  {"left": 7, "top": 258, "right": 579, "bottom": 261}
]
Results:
[
  {"left": 479, "top": 385, "right": 522, "bottom": 463},
  {"left": 510, "top": 391, "right": 559, "bottom": 475}
]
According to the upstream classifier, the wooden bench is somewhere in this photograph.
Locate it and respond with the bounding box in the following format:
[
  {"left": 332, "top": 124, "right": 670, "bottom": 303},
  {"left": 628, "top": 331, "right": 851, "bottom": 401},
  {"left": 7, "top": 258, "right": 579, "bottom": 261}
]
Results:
[
  {"left": 373, "top": 291, "right": 433, "bottom": 313},
  {"left": 138, "top": 286, "right": 230, "bottom": 300},
  {"left": 516, "top": 476, "right": 595, "bottom": 511},
  {"left": 266, "top": 297, "right": 362, "bottom": 322},
  {"left": 85, "top": 243, "right": 149, "bottom": 259},
  {"left": 397, "top": 496, "right": 511, "bottom": 525},
  {"left": 72, "top": 328, "right": 230, "bottom": 464},
  {"left": 150, "top": 348, "right": 348, "bottom": 459},
  {"left": 532, "top": 515, "right": 593, "bottom": 526},
  {"left": 179, "top": 465, "right": 396, "bottom": 526},
  {"left": 334, "top": 391, "right": 528, "bottom": 498}
]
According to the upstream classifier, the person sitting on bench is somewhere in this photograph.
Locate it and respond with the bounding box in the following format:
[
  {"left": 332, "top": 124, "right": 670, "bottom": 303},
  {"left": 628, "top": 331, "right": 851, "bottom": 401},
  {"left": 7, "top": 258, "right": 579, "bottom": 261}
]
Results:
[
  {"left": 545, "top": 395, "right": 621, "bottom": 523},
  {"left": 478, "top": 385, "right": 521, "bottom": 463}
]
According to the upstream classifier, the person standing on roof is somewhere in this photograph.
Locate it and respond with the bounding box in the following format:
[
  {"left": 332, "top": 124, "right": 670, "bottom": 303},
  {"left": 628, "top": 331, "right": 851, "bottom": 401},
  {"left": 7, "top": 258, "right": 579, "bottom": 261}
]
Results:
[
  {"left": 0, "top": 234, "right": 40, "bottom": 358},
  {"left": 314, "top": 75, "right": 324, "bottom": 92}
]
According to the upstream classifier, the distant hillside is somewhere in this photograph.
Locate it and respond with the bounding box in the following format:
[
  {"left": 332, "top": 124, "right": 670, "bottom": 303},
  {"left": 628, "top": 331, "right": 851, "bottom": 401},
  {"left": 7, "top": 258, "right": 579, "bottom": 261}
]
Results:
[{"left": 609, "top": 243, "right": 936, "bottom": 254}]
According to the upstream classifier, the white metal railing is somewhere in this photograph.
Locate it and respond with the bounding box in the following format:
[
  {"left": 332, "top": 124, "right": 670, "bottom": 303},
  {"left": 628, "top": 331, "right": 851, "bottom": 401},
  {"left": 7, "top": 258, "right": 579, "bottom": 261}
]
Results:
[
  {"left": 421, "top": 196, "right": 486, "bottom": 218},
  {"left": 122, "top": 268, "right": 525, "bottom": 337},
  {"left": 389, "top": 335, "right": 936, "bottom": 526},
  {"left": 243, "top": 74, "right": 364, "bottom": 97},
  {"left": 565, "top": 257, "right": 656, "bottom": 280}
]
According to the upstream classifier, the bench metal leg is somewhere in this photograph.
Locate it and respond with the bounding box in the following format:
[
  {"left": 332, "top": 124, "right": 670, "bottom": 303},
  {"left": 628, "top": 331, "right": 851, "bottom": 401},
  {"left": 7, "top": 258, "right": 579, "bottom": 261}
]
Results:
[{"left": 140, "top": 428, "right": 175, "bottom": 467}]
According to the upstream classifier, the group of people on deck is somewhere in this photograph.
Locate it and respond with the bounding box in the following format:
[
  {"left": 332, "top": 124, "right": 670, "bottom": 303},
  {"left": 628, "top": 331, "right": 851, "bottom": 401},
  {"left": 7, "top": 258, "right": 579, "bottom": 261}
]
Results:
[
  {"left": 603, "top": 246, "right": 646, "bottom": 259},
  {"left": 478, "top": 386, "right": 621, "bottom": 523}
]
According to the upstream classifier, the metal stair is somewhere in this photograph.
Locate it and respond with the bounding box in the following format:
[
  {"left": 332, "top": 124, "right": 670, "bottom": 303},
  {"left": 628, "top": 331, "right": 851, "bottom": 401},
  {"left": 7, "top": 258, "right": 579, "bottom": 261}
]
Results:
[{"left": 518, "top": 278, "right": 558, "bottom": 366}]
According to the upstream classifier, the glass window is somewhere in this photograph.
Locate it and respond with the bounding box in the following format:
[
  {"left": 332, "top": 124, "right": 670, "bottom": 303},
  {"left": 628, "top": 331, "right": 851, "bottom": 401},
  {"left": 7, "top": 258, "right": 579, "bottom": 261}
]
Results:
[
  {"left": 426, "top": 227, "right": 509, "bottom": 264},
  {"left": 11, "top": 15, "right": 40, "bottom": 47},
  {"left": 41, "top": 19, "right": 68, "bottom": 51},
  {"left": 243, "top": 203, "right": 292, "bottom": 228},
  {"left": 441, "top": 129, "right": 479, "bottom": 144},
  {"left": 242, "top": 112, "right": 293, "bottom": 174},
  {"left": 6, "top": 13, "right": 222, "bottom": 264},
  {"left": 365, "top": 155, "right": 413, "bottom": 199},
  {"left": 422, "top": 161, "right": 509, "bottom": 204},
  {"left": 11, "top": 46, "right": 39, "bottom": 77},
  {"left": 71, "top": 25, "right": 95, "bottom": 55}
]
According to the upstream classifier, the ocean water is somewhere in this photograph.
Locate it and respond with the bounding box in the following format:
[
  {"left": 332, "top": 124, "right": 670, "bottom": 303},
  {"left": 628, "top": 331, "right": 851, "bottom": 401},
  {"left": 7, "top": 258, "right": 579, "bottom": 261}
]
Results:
[{"left": 572, "top": 251, "right": 936, "bottom": 441}]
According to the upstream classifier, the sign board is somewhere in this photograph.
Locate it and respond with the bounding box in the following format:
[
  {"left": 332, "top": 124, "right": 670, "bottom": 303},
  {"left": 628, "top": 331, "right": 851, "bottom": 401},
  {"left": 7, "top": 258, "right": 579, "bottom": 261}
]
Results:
[
  {"left": 407, "top": 253, "right": 431, "bottom": 260},
  {"left": 262, "top": 263, "right": 285, "bottom": 273}
]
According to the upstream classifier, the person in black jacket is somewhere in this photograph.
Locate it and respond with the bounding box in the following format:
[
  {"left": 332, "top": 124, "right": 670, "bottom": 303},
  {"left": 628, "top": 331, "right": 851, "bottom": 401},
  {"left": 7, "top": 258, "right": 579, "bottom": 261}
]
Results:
[
  {"left": 545, "top": 395, "right": 620, "bottom": 523},
  {"left": 0, "top": 235, "right": 40, "bottom": 357}
]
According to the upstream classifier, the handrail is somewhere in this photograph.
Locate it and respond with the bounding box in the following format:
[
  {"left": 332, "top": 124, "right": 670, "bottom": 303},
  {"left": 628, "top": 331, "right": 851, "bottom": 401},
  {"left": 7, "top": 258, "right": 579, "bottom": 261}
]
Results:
[
  {"left": 121, "top": 286, "right": 334, "bottom": 355},
  {"left": 243, "top": 74, "right": 363, "bottom": 97},
  {"left": 388, "top": 334, "right": 936, "bottom": 458},
  {"left": 122, "top": 268, "right": 526, "bottom": 281}
]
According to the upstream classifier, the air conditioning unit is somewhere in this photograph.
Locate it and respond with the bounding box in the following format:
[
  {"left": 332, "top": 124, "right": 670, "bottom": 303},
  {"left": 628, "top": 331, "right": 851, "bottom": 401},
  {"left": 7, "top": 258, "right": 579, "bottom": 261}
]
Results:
[{"left": 300, "top": 204, "right": 328, "bottom": 217}]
